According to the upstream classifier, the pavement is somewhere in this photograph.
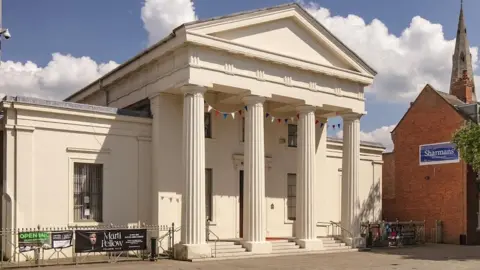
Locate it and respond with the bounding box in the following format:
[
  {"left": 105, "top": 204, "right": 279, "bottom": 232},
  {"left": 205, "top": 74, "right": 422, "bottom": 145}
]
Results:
[{"left": 37, "top": 244, "right": 480, "bottom": 270}]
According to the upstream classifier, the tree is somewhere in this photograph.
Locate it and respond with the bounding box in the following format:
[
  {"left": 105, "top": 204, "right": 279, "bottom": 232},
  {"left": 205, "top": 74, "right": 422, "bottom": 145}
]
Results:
[{"left": 452, "top": 121, "right": 480, "bottom": 173}]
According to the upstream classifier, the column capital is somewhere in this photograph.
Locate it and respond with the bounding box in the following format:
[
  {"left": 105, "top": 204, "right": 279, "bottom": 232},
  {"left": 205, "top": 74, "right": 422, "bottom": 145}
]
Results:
[
  {"left": 180, "top": 84, "right": 207, "bottom": 95},
  {"left": 242, "top": 95, "right": 266, "bottom": 105},
  {"left": 296, "top": 105, "right": 316, "bottom": 113},
  {"left": 341, "top": 112, "right": 364, "bottom": 121}
]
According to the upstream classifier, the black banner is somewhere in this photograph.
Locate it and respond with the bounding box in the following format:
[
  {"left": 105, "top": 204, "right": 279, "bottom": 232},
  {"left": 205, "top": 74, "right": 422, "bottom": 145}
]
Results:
[
  {"left": 74, "top": 229, "right": 147, "bottom": 253},
  {"left": 51, "top": 231, "right": 73, "bottom": 249}
]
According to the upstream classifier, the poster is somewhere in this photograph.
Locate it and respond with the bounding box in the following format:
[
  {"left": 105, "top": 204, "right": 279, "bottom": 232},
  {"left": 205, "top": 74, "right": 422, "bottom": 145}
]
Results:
[
  {"left": 18, "top": 231, "right": 51, "bottom": 252},
  {"left": 74, "top": 229, "right": 147, "bottom": 253},
  {"left": 51, "top": 231, "right": 73, "bottom": 249}
]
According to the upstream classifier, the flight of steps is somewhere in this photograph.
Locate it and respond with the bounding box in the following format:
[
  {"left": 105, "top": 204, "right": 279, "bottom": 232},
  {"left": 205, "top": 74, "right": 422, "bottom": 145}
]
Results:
[
  {"left": 191, "top": 238, "right": 356, "bottom": 261},
  {"left": 207, "top": 241, "right": 250, "bottom": 259}
]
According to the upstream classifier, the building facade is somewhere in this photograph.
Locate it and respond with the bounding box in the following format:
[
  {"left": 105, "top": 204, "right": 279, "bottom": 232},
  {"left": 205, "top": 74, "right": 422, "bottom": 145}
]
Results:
[
  {"left": 382, "top": 3, "right": 480, "bottom": 245},
  {"left": 1, "top": 3, "right": 384, "bottom": 260}
]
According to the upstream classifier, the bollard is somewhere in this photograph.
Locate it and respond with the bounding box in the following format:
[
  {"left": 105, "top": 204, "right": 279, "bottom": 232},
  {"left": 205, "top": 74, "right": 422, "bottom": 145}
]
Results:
[{"left": 150, "top": 237, "right": 157, "bottom": 262}]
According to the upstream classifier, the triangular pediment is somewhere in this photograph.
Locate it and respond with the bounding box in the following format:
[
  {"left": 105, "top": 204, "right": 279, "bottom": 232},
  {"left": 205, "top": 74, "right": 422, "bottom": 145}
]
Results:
[{"left": 185, "top": 3, "right": 376, "bottom": 78}]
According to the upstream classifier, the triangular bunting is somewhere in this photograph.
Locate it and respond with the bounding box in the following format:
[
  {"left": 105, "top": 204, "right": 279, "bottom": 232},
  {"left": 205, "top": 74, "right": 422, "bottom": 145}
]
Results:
[
  {"left": 207, "top": 105, "right": 212, "bottom": 112},
  {"left": 231, "top": 112, "right": 235, "bottom": 119},
  {"left": 271, "top": 116, "right": 275, "bottom": 123},
  {"left": 266, "top": 113, "right": 270, "bottom": 118},
  {"left": 223, "top": 113, "right": 228, "bottom": 119}
]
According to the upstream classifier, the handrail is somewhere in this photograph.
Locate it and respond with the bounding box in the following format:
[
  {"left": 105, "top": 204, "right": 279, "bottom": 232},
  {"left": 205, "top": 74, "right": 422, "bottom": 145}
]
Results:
[
  {"left": 329, "top": 221, "right": 353, "bottom": 239},
  {"left": 207, "top": 228, "right": 219, "bottom": 258},
  {"left": 158, "top": 226, "right": 181, "bottom": 254}
]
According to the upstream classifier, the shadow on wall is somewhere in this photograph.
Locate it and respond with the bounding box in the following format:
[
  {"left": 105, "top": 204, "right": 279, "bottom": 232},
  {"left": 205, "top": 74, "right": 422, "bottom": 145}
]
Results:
[{"left": 354, "top": 179, "right": 382, "bottom": 225}]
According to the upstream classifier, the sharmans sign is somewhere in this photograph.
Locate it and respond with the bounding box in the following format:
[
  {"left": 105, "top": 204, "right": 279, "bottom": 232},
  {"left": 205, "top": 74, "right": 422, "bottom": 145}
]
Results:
[{"left": 419, "top": 142, "right": 460, "bottom": 166}]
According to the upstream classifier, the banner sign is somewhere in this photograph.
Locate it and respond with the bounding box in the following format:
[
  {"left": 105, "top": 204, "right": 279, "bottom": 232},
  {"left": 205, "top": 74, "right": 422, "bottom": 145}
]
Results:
[
  {"left": 419, "top": 142, "right": 460, "bottom": 166},
  {"left": 18, "top": 231, "right": 51, "bottom": 252},
  {"left": 18, "top": 231, "right": 74, "bottom": 252},
  {"left": 74, "top": 229, "right": 147, "bottom": 253},
  {"left": 51, "top": 231, "right": 73, "bottom": 249}
]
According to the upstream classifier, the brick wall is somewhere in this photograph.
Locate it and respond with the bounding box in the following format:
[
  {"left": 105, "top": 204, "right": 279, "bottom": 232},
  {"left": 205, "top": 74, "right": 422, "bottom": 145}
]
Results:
[
  {"left": 390, "top": 85, "right": 467, "bottom": 244},
  {"left": 382, "top": 152, "right": 396, "bottom": 220}
]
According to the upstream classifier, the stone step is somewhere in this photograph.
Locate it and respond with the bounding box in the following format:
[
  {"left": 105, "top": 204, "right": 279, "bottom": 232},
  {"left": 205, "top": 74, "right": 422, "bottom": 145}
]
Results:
[
  {"left": 214, "top": 247, "right": 247, "bottom": 254},
  {"left": 191, "top": 247, "right": 358, "bottom": 262},
  {"left": 213, "top": 251, "right": 255, "bottom": 258},
  {"left": 272, "top": 245, "right": 300, "bottom": 251},
  {"left": 323, "top": 242, "right": 346, "bottom": 248},
  {"left": 211, "top": 245, "right": 246, "bottom": 251},
  {"left": 270, "top": 241, "right": 297, "bottom": 247},
  {"left": 208, "top": 241, "right": 236, "bottom": 246}
]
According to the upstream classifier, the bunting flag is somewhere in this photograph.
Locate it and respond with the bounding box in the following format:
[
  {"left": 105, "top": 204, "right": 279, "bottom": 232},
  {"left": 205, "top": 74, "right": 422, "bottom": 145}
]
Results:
[{"left": 203, "top": 100, "right": 342, "bottom": 129}]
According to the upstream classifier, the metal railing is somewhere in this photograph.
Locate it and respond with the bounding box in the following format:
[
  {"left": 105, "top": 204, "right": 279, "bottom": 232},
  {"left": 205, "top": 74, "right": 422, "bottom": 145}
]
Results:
[
  {"left": 0, "top": 223, "right": 175, "bottom": 268},
  {"left": 206, "top": 220, "right": 219, "bottom": 258},
  {"left": 361, "top": 220, "right": 425, "bottom": 248},
  {"left": 329, "top": 221, "right": 353, "bottom": 240}
]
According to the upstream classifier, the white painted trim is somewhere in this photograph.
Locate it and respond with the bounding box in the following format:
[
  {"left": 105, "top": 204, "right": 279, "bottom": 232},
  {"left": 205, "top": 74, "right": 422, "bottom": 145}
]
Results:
[
  {"left": 66, "top": 147, "right": 111, "bottom": 154},
  {"left": 186, "top": 32, "right": 373, "bottom": 85}
]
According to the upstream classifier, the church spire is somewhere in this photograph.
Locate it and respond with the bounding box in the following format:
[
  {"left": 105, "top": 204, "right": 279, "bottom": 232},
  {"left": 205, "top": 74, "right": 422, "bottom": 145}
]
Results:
[{"left": 450, "top": 0, "right": 476, "bottom": 103}]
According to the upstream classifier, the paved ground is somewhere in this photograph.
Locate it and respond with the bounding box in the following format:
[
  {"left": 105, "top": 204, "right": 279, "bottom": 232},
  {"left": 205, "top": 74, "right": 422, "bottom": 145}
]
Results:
[{"left": 38, "top": 244, "right": 480, "bottom": 270}]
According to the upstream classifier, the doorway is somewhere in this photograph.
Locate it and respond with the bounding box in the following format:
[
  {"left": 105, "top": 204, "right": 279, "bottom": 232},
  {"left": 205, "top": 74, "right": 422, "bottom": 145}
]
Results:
[{"left": 239, "top": 170, "right": 244, "bottom": 238}]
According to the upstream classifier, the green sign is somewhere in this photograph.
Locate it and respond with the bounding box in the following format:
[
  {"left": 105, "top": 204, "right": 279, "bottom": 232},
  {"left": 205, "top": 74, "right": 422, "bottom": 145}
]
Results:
[{"left": 18, "top": 232, "right": 51, "bottom": 245}]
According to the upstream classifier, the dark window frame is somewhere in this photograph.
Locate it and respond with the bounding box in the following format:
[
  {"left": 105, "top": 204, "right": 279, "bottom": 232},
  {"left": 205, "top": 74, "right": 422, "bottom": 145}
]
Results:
[
  {"left": 287, "top": 173, "right": 296, "bottom": 221},
  {"left": 73, "top": 163, "right": 103, "bottom": 222},
  {"left": 205, "top": 112, "right": 212, "bottom": 138},
  {"left": 205, "top": 168, "right": 213, "bottom": 221},
  {"left": 288, "top": 124, "right": 298, "bottom": 148}
]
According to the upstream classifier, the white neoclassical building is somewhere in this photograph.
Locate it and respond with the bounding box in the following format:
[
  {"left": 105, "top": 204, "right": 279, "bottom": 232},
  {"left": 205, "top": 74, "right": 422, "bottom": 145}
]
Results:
[{"left": 0, "top": 3, "right": 383, "bottom": 261}]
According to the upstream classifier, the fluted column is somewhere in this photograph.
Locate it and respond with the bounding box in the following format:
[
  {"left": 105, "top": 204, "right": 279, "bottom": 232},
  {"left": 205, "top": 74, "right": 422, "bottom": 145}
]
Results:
[
  {"left": 241, "top": 95, "right": 272, "bottom": 254},
  {"left": 341, "top": 113, "right": 364, "bottom": 248},
  {"left": 295, "top": 105, "right": 323, "bottom": 250},
  {"left": 175, "top": 85, "right": 211, "bottom": 260}
]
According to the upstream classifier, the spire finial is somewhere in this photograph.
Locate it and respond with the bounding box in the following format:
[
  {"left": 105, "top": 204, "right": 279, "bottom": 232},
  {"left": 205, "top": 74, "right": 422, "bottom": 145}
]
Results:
[{"left": 461, "top": 0, "right": 464, "bottom": 9}]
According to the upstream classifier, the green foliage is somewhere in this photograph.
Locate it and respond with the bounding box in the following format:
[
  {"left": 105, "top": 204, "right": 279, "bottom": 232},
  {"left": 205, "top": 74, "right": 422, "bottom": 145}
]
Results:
[{"left": 452, "top": 121, "right": 480, "bottom": 172}]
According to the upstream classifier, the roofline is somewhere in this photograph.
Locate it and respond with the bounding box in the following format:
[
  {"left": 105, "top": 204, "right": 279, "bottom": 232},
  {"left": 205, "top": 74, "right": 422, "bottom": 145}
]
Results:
[
  {"left": 185, "top": 2, "right": 377, "bottom": 75},
  {"left": 65, "top": 2, "right": 377, "bottom": 102},
  {"left": 4, "top": 96, "right": 151, "bottom": 119},
  {"left": 391, "top": 84, "right": 465, "bottom": 134},
  {"left": 64, "top": 25, "right": 184, "bottom": 102}
]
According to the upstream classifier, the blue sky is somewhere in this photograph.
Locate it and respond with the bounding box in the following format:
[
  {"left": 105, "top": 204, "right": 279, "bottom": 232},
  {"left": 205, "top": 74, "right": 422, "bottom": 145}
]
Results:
[{"left": 1, "top": 0, "right": 478, "bottom": 150}]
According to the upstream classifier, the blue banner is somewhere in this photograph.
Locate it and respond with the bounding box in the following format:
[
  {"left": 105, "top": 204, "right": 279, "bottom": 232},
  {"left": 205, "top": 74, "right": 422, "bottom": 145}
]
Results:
[{"left": 419, "top": 142, "right": 460, "bottom": 165}]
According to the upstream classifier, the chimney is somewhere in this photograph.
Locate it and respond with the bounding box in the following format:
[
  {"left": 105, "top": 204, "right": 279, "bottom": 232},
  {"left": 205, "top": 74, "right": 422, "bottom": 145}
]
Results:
[{"left": 451, "top": 69, "right": 475, "bottom": 104}]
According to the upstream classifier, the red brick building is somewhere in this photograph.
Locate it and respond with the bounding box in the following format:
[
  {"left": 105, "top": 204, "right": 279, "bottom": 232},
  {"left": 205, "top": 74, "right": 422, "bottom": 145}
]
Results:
[{"left": 382, "top": 4, "right": 480, "bottom": 245}]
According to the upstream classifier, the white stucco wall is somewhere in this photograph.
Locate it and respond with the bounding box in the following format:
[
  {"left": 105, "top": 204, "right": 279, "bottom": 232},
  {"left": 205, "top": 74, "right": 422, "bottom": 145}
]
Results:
[
  {"left": 1, "top": 101, "right": 152, "bottom": 232},
  {"left": 1, "top": 94, "right": 382, "bottom": 260},
  {"left": 151, "top": 94, "right": 384, "bottom": 242}
]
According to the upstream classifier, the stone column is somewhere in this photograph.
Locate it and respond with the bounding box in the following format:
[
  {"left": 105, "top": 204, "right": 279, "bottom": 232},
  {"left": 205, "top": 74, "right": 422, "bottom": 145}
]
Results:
[
  {"left": 340, "top": 113, "right": 364, "bottom": 248},
  {"left": 241, "top": 95, "right": 272, "bottom": 254},
  {"left": 295, "top": 105, "right": 323, "bottom": 250},
  {"left": 175, "top": 85, "right": 211, "bottom": 260}
]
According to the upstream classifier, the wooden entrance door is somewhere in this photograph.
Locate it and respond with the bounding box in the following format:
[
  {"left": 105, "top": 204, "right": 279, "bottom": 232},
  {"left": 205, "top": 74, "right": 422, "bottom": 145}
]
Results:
[{"left": 239, "top": 170, "right": 244, "bottom": 238}]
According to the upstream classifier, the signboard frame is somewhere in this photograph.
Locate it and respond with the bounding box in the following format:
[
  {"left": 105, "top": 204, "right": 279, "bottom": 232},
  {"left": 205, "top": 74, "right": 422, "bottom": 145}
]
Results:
[
  {"left": 74, "top": 229, "right": 147, "bottom": 253},
  {"left": 419, "top": 141, "right": 460, "bottom": 166}
]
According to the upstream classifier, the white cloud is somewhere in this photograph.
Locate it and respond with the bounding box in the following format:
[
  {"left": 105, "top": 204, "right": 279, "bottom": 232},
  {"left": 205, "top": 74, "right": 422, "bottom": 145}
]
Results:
[
  {"left": 141, "top": 0, "right": 197, "bottom": 45},
  {"left": 300, "top": 1, "right": 479, "bottom": 102},
  {"left": 336, "top": 125, "right": 396, "bottom": 152},
  {"left": 0, "top": 53, "right": 118, "bottom": 100}
]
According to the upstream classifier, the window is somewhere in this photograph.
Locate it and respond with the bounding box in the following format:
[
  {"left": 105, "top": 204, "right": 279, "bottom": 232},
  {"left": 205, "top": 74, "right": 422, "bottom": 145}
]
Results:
[
  {"left": 205, "top": 112, "right": 212, "bottom": 138},
  {"left": 287, "top": 173, "right": 296, "bottom": 221},
  {"left": 241, "top": 117, "right": 245, "bottom": 142},
  {"left": 288, "top": 124, "right": 297, "bottom": 147},
  {"left": 74, "top": 163, "right": 103, "bottom": 222},
  {"left": 205, "top": 168, "right": 213, "bottom": 221}
]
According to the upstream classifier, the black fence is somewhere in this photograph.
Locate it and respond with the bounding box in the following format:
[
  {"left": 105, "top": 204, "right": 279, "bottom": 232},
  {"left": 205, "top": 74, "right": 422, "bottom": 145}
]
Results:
[
  {"left": 361, "top": 220, "right": 426, "bottom": 248},
  {"left": 0, "top": 223, "right": 176, "bottom": 268}
]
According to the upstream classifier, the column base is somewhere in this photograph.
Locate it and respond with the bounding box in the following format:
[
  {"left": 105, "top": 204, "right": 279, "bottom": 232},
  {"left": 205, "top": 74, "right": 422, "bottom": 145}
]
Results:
[
  {"left": 174, "top": 243, "right": 212, "bottom": 261},
  {"left": 241, "top": 241, "right": 272, "bottom": 254},
  {"left": 344, "top": 237, "right": 366, "bottom": 249},
  {"left": 296, "top": 239, "right": 324, "bottom": 250}
]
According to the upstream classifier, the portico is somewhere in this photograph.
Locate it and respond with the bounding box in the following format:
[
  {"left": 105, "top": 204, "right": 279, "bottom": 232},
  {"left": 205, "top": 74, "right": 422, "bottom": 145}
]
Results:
[{"left": 64, "top": 3, "right": 379, "bottom": 261}]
